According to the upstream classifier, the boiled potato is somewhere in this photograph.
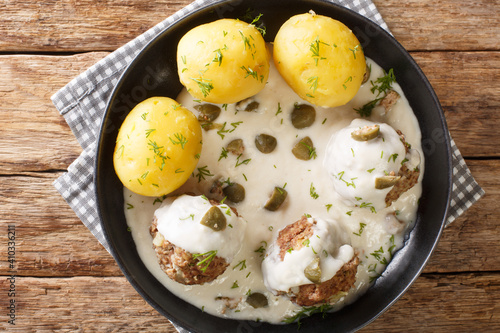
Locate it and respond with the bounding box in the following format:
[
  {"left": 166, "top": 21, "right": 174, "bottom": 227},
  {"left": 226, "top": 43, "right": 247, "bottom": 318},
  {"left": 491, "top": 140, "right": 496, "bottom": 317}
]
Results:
[
  {"left": 177, "top": 19, "right": 270, "bottom": 104},
  {"left": 113, "top": 97, "right": 202, "bottom": 197},
  {"left": 274, "top": 12, "right": 366, "bottom": 107}
]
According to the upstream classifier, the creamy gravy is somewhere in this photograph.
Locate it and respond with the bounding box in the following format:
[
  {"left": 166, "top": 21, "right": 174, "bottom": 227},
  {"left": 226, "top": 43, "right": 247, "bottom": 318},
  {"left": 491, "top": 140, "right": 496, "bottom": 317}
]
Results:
[{"left": 123, "top": 57, "right": 424, "bottom": 324}]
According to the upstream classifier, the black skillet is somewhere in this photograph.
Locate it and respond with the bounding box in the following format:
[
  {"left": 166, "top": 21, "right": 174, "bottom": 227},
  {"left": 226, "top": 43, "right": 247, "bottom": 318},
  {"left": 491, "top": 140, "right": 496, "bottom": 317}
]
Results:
[{"left": 95, "top": 0, "right": 452, "bottom": 331}]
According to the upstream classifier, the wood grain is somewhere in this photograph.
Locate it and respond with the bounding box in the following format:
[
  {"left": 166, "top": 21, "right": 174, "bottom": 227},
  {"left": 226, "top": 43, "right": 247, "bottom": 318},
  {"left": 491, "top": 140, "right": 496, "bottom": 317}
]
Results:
[
  {"left": 413, "top": 51, "right": 500, "bottom": 157},
  {"left": 0, "top": 0, "right": 498, "bottom": 53},
  {"left": 374, "top": 0, "right": 500, "bottom": 52},
  {"left": 0, "top": 158, "right": 496, "bottom": 278},
  {"left": 0, "top": 273, "right": 498, "bottom": 332},
  {"left": 0, "top": 0, "right": 187, "bottom": 52},
  {"left": 0, "top": 51, "right": 498, "bottom": 176},
  {"left": 423, "top": 159, "right": 499, "bottom": 273},
  {"left": 0, "top": 53, "right": 108, "bottom": 174},
  {"left": 1, "top": 0, "right": 498, "bottom": 330}
]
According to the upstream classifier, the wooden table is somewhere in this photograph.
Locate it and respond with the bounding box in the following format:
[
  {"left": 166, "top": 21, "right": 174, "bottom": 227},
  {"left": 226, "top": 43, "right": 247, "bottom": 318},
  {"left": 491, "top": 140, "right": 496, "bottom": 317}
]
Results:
[{"left": 1, "top": 0, "right": 499, "bottom": 331}]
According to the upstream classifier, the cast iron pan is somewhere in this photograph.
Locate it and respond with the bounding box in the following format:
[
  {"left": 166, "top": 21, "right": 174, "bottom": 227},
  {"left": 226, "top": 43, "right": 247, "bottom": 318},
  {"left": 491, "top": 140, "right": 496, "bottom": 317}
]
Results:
[{"left": 95, "top": 0, "right": 452, "bottom": 331}]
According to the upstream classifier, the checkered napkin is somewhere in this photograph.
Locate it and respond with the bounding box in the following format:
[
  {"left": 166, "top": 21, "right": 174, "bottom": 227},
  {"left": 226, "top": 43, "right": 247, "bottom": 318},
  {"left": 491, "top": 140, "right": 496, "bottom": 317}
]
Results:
[{"left": 52, "top": 0, "right": 484, "bottom": 269}]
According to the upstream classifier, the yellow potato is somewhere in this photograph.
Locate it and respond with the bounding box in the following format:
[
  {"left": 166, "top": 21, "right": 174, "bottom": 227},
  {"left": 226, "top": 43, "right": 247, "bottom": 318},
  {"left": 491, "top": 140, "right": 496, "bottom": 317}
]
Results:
[
  {"left": 177, "top": 19, "right": 270, "bottom": 104},
  {"left": 113, "top": 97, "right": 202, "bottom": 197},
  {"left": 273, "top": 12, "right": 366, "bottom": 107}
]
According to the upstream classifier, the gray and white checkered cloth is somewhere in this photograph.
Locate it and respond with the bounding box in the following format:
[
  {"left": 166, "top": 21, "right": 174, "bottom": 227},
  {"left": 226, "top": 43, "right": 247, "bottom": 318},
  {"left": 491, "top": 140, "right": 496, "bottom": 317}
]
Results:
[{"left": 52, "top": 0, "right": 484, "bottom": 266}]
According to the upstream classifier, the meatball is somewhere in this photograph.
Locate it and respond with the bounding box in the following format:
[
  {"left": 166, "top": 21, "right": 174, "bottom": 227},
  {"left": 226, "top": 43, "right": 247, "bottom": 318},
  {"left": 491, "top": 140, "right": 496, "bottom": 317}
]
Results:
[
  {"left": 324, "top": 119, "right": 421, "bottom": 211},
  {"left": 150, "top": 194, "right": 246, "bottom": 285},
  {"left": 262, "top": 215, "right": 359, "bottom": 306},
  {"left": 150, "top": 218, "right": 228, "bottom": 285},
  {"left": 292, "top": 256, "right": 359, "bottom": 306}
]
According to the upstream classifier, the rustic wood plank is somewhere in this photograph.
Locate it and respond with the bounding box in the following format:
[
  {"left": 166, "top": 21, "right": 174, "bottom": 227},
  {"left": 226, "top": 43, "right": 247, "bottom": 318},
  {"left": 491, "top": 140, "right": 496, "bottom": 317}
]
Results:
[
  {"left": 374, "top": 0, "right": 500, "bottom": 52},
  {"left": 0, "top": 158, "right": 496, "bottom": 277},
  {"left": 0, "top": 273, "right": 498, "bottom": 331},
  {"left": 0, "top": 0, "right": 498, "bottom": 53},
  {"left": 0, "top": 51, "right": 498, "bottom": 176},
  {"left": 0, "top": 277, "right": 178, "bottom": 332},
  {"left": 0, "top": 172, "right": 120, "bottom": 277},
  {"left": 423, "top": 159, "right": 498, "bottom": 273},
  {"left": 412, "top": 51, "right": 500, "bottom": 157},
  {"left": 0, "top": 53, "right": 110, "bottom": 174},
  {"left": 0, "top": 0, "right": 187, "bottom": 52},
  {"left": 363, "top": 272, "right": 500, "bottom": 332}
]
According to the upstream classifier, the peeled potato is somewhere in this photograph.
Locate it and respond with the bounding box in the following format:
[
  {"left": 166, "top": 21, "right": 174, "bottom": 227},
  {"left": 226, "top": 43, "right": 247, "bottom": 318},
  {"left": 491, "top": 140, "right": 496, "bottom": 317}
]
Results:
[
  {"left": 177, "top": 19, "right": 270, "bottom": 104},
  {"left": 273, "top": 12, "right": 366, "bottom": 107},
  {"left": 113, "top": 97, "right": 202, "bottom": 197}
]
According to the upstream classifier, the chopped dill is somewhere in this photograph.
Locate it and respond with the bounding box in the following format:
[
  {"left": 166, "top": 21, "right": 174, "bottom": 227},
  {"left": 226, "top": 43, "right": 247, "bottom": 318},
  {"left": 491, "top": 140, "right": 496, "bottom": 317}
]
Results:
[
  {"left": 169, "top": 133, "right": 188, "bottom": 149},
  {"left": 192, "top": 250, "right": 217, "bottom": 273},
  {"left": 310, "top": 183, "right": 319, "bottom": 199},
  {"left": 195, "top": 166, "right": 214, "bottom": 182},
  {"left": 283, "top": 304, "right": 334, "bottom": 327},
  {"left": 353, "top": 222, "right": 367, "bottom": 236}
]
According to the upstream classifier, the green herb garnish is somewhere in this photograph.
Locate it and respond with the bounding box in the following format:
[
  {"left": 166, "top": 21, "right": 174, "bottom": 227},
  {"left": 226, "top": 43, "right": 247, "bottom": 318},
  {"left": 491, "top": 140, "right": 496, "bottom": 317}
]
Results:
[
  {"left": 353, "top": 222, "right": 367, "bottom": 236},
  {"left": 233, "top": 260, "right": 247, "bottom": 271},
  {"left": 195, "top": 166, "right": 214, "bottom": 182},
  {"left": 192, "top": 250, "right": 217, "bottom": 273},
  {"left": 310, "top": 183, "right": 319, "bottom": 199}
]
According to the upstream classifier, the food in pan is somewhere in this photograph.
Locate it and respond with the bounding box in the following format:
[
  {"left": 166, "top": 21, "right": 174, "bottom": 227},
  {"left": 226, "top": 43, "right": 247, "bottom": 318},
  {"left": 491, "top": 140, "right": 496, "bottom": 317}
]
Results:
[
  {"left": 262, "top": 215, "right": 359, "bottom": 306},
  {"left": 324, "top": 119, "right": 421, "bottom": 212},
  {"left": 273, "top": 11, "right": 366, "bottom": 107},
  {"left": 121, "top": 13, "right": 424, "bottom": 325},
  {"left": 113, "top": 97, "right": 202, "bottom": 197},
  {"left": 176, "top": 19, "right": 270, "bottom": 104},
  {"left": 149, "top": 194, "right": 246, "bottom": 285}
]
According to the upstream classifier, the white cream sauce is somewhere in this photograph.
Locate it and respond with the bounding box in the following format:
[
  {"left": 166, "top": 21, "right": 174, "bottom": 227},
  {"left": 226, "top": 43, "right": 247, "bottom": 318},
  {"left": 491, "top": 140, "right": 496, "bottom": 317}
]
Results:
[
  {"left": 324, "top": 119, "right": 408, "bottom": 211},
  {"left": 123, "top": 57, "right": 424, "bottom": 324},
  {"left": 262, "top": 216, "right": 354, "bottom": 292},
  {"left": 154, "top": 195, "right": 246, "bottom": 261}
]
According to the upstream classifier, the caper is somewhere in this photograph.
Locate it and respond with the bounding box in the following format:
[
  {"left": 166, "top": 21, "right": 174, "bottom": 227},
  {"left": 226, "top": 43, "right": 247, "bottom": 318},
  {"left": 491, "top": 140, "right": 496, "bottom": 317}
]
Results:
[
  {"left": 264, "top": 187, "right": 287, "bottom": 211},
  {"left": 246, "top": 292, "right": 268, "bottom": 308},
  {"left": 292, "top": 136, "right": 314, "bottom": 161},
  {"left": 227, "top": 139, "right": 244, "bottom": 155},
  {"left": 194, "top": 104, "right": 221, "bottom": 122},
  {"left": 236, "top": 98, "right": 259, "bottom": 112},
  {"left": 362, "top": 63, "right": 371, "bottom": 84},
  {"left": 351, "top": 124, "right": 380, "bottom": 141},
  {"left": 200, "top": 206, "right": 227, "bottom": 231},
  {"left": 223, "top": 183, "right": 245, "bottom": 203},
  {"left": 291, "top": 104, "right": 316, "bottom": 129},
  {"left": 375, "top": 175, "right": 401, "bottom": 189},
  {"left": 255, "top": 134, "right": 277, "bottom": 154},
  {"left": 304, "top": 257, "right": 322, "bottom": 284},
  {"left": 200, "top": 122, "right": 224, "bottom": 131}
]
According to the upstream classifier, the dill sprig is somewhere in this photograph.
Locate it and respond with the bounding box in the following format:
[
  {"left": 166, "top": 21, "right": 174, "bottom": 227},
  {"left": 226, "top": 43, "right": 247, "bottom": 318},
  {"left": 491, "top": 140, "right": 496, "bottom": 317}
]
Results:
[
  {"left": 218, "top": 147, "right": 228, "bottom": 161},
  {"left": 283, "top": 304, "right": 333, "bottom": 327},
  {"left": 353, "top": 222, "right": 367, "bottom": 236},
  {"left": 195, "top": 166, "right": 214, "bottom": 182},
  {"left": 192, "top": 250, "right": 217, "bottom": 273},
  {"left": 354, "top": 97, "right": 383, "bottom": 117},
  {"left": 309, "top": 36, "right": 329, "bottom": 66},
  {"left": 354, "top": 68, "right": 396, "bottom": 117},
  {"left": 233, "top": 260, "right": 247, "bottom": 271},
  {"left": 371, "top": 68, "right": 396, "bottom": 97},
  {"left": 307, "top": 76, "right": 319, "bottom": 94},
  {"left": 241, "top": 66, "right": 264, "bottom": 82},
  {"left": 359, "top": 201, "right": 376, "bottom": 213},
  {"left": 337, "top": 171, "right": 357, "bottom": 188},
  {"left": 190, "top": 77, "right": 214, "bottom": 97},
  {"left": 169, "top": 133, "right": 188, "bottom": 149},
  {"left": 310, "top": 183, "right": 319, "bottom": 199},
  {"left": 235, "top": 154, "right": 251, "bottom": 167}
]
